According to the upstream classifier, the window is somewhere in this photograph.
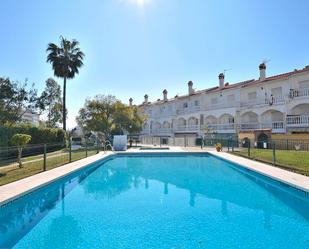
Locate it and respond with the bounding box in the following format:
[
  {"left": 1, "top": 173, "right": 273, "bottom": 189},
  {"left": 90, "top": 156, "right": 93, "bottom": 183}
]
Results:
[
  {"left": 194, "top": 100, "right": 199, "bottom": 106},
  {"left": 183, "top": 102, "right": 188, "bottom": 108},
  {"left": 248, "top": 92, "right": 257, "bottom": 100}
]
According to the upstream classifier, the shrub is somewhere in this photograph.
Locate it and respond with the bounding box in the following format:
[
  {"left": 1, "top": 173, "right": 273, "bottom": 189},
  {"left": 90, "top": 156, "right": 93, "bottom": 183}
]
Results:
[
  {"left": 0, "top": 125, "right": 66, "bottom": 147},
  {"left": 10, "top": 134, "right": 32, "bottom": 168}
]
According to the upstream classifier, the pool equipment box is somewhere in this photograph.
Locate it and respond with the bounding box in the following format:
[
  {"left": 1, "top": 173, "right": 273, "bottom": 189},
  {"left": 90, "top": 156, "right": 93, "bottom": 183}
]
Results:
[{"left": 113, "top": 135, "right": 127, "bottom": 151}]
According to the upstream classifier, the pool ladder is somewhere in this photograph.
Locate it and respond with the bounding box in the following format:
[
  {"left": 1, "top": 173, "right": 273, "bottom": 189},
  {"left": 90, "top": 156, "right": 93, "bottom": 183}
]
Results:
[{"left": 104, "top": 141, "right": 113, "bottom": 152}]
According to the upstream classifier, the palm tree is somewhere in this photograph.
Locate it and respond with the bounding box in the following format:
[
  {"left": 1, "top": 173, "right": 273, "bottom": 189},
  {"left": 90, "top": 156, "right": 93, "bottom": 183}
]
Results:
[{"left": 46, "top": 36, "right": 85, "bottom": 130}]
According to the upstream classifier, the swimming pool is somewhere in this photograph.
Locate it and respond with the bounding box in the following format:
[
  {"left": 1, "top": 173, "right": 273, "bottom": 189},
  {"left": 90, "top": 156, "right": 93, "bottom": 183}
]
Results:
[{"left": 0, "top": 153, "right": 308, "bottom": 248}]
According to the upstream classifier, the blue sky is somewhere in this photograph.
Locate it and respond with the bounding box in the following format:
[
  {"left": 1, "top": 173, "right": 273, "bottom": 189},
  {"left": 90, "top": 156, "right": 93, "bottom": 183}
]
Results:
[{"left": 1, "top": 0, "right": 309, "bottom": 128}]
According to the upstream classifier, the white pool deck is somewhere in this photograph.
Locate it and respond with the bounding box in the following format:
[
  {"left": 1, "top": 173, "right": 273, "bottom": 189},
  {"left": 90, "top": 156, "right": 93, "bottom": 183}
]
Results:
[{"left": 0, "top": 147, "right": 308, "bottom": 206}]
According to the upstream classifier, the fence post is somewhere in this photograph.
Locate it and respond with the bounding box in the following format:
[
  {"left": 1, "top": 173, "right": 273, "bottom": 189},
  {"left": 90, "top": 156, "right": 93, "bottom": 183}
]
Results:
[
  {"left": 43, "top": 144, "right": 47, "bottom": 171},
  {"left": 248, "top": 140, "right": 251, "bottom": 158},
  {"left": 86, "top": 142, "right": 88, "bottom": 157},
  {"left": 69, "top": 142, "right": 72, "bottom": 163},
  {"left": 232, "top": 139, "right": 234, "bottom": 152},
  {"left": 272, "top": 142, "right": 276, "bottom": 165}
]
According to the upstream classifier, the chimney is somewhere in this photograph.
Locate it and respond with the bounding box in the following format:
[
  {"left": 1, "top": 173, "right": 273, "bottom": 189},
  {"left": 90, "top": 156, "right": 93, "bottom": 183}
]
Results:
[
  {"left": 219, "top": 73, "right": 225, "bottom": 88},
  {"left": 259, "top": 63, "right": 266, "bottom": 81},
  {"left": 188, "top": 81, "right": 194, "bottom": 95},
  {"left": 129, "top": 98, "right": 133, "bottom": 106},
  {"left": 163, "top": 89, "right": 168, "bottom": 101},
  {"left": 144, "top": 94, "right": 148, "bottom": 103}
]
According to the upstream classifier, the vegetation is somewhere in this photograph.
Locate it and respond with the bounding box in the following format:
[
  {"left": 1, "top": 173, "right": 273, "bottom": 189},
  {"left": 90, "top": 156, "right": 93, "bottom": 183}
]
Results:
[
  {"left": 232, "top": 148, "right": 309, "bottom": 175},
  {"left": 76, "top": 95, "right": 146, "bottom": 139},
  {"left": 0, "top": 125, "right": 66, "bottom": 147},
  {"left": 10, "top": 134, "right": 32, "bottom": 168},
  {"left": 41, "top": 78, "right": 65, "bottom": 128},
  {"left": 215, "top": 143, "right": 222, "bottom": 152},
  {"left": 0, "top": 77, "right": 45, "bottom": 126},
  {"left": 46, "top": 36, "right": 85, "bottom": 131}
]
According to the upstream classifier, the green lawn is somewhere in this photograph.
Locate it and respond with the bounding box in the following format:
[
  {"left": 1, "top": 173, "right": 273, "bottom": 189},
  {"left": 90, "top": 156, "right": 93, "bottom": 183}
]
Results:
[
  {"left": 232, "top": 148, "right": 309, "bottom": 176},
  {"left": 0, "top": 148, "right": 98, "bottom": 186}
]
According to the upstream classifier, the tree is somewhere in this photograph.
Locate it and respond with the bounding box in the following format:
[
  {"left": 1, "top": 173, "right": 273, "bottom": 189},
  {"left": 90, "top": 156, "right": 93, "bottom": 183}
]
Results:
[
  {"left": 10, "top": 134, "right": 31, "bottom": 168},
  {"left": 41, "top": 78, "right": 64, "bottom": 128},
  {"left": 0, "top": 77, "right": 44, "bottom": 126},
  {"left": 76, "top": 95, "right": 145, "bottom": 139},
  {"left": 46, "top": 36, "right": 85, "bottom": 131}
]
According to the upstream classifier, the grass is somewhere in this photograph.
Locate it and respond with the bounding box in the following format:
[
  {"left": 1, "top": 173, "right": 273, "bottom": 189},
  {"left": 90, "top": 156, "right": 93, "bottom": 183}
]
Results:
[
  {"left": 231, "top": 148, "right": 309, "bottom": 176},
  {"left": 0, "top": 148, "right": 98, "bottom": 186}
]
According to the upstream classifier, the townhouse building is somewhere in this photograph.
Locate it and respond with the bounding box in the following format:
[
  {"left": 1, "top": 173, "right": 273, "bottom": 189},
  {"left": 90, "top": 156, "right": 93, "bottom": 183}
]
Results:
[{"left": 137, "top": 63, "right": 309, "bottom": 144}]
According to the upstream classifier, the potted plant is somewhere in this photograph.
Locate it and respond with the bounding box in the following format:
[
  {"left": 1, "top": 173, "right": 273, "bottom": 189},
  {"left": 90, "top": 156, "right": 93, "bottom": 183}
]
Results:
[{"left": 215, "top": 143, "right": 222, "bottom": 152}]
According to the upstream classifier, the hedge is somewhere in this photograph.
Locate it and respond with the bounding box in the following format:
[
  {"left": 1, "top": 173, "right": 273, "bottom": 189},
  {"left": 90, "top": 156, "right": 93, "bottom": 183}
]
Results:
[{"left": 0, "top": 125, "right": 67, "bottom": 147}]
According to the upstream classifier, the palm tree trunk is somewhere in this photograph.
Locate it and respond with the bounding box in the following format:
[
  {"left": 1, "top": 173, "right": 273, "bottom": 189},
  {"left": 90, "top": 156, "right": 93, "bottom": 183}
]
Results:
[{"left": 63, "top": 76, "right": 67, "bottom": 131}]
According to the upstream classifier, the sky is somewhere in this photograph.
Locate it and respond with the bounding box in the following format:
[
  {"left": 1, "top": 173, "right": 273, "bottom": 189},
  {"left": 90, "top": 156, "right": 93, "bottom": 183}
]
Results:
[{"left": 1, "top": 0, "right": 309, "bottom": 128}]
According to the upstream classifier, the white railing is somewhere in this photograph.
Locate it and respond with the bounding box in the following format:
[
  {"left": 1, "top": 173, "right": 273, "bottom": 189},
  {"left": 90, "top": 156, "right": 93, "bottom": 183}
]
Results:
[
  {"left": 202, "top": 123, "right": 236, "bottom": 132},
  {"left": 241, "top": 96, "right": 284, "bottom": 108},
  {"left": 177, "top": 106, "right": 200, "bottom": 115},
  {"left": 290, "top": 88, "right": 309, "bottom": 99},
  {"left": 240, "top": 122, "right": 260, "bottom": 130},
  {"left": 286, "top": 115, "right": 309, "bottom": 126},
  {"left": 174, "top": 125, "right": 200, "bottom": 132},
  {"left": 203, "top": 102, "right": 240, "bottom": 111},
  {"left": 150, "top": 128, "right": 173, "bottom": 135},
  {"left": 261, "top": 121, "right": 285, "bottom": 133}
]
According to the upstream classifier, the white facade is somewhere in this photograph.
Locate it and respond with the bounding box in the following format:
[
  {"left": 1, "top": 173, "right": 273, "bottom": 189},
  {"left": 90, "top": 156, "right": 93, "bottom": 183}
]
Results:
[
  {"left": 139, "top": 64, "right": 309, "bottom": 138},
  {"left": 21, "top": 110, "right": 40, "bottom": 126}
]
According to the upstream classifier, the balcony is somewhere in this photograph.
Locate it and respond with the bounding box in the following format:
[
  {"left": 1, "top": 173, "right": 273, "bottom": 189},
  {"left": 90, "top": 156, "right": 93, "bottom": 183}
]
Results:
[
  {"left": 239, "top": 122, "right": 260, "bottom": 131},
  {"left": 261, "top": 121, "right": 285, "bottom": 133},
  {"left": 202, "top": 124, "right": 236, "bottom": 133},
  {"left": 241, "top": 96, "right": 284, "bottom": 109},
  {"left": 286, "top": 115, "right": 309, "bottom": 131},
  {"left": 177, "top": 106, "right": 200, "bottom": 115},
  {"left": 174, "top": 125, "right": 200, "bottom": 133},
  {"left": 239, "top": 121, "right": 285, "bottom": 133},
  {"left": 203, "top": 102, "right": 240, "bottom": 111},
  {"left": 290, "top": 89, "right": 309, "bottom": 99},
  {"left": 150, "top": 128, "right": 173, "bottom": 135}
]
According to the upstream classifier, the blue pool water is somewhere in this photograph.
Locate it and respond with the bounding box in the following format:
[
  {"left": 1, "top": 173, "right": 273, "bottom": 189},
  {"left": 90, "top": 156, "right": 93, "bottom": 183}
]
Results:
[{"left": 0, "top": 153, "right": 309, "bottom": 249}]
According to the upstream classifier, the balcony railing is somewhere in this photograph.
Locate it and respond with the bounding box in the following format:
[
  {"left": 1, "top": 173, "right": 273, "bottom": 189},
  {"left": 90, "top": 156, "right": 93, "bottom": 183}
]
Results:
[
  {"left": 241, "top": 96, "right": 284, "bottom": 108},
  {"left": 203, "top": 102, "right": 240, "bottom": 111},
  {"left": 174, "top": 125, "right": 200, "bottom": 132},
  {"left": 290, "top": 88, "right": 309, "bottom": 99},
  {"left": 150, "top": 128, "right": 172, "bottom": 135},
  {"left": 202, "top": 123, "right": 236, "bottom": 132},
  {"left": 286, "top": 115, "right": 309, "bottom": 127},
  {"left": 261, "top": 121, "right": 285, "bottom": 133},
  {"left": 177, "top": 106, "right": 200, "bottom": 115},
  {"left": 240, "top": 122, "right": 260, "bottom": 131}
]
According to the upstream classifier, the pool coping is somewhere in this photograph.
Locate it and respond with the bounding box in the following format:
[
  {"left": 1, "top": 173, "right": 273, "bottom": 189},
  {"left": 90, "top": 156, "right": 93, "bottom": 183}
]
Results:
[
  {"left": 0, "top": 152, "right": 115, "bottom": 206},
  {"left": 0, "top": 149, "right": 308, "bottom": 206}
]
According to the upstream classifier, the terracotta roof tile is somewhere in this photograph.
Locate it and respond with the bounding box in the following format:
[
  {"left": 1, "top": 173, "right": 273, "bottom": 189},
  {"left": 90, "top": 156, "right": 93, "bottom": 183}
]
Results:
[{"left": 141, "top": 65, "right": 309, "bottom": 106}]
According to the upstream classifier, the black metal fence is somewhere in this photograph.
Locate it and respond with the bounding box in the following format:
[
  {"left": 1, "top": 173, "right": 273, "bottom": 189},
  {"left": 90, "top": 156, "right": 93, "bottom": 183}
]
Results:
[
  {"left": 0, "top": 140, "right": 109, "bottom": 186},
  {"left": 139, "top": 136, "right": 309, "bottom": 175}
]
